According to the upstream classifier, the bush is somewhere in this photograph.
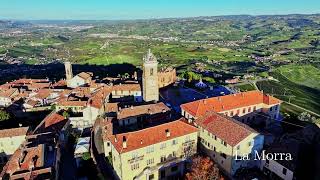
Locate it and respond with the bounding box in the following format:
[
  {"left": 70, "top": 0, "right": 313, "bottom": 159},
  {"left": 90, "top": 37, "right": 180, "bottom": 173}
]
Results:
[{"left": 0, "top": 110, "right": 10, "bottom": 121}]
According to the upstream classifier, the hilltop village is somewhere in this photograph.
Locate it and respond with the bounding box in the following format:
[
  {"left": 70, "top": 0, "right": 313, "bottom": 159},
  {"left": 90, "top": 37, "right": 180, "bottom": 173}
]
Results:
[{"left": 0, "top": 50, "right": 319, "bottom": 180}]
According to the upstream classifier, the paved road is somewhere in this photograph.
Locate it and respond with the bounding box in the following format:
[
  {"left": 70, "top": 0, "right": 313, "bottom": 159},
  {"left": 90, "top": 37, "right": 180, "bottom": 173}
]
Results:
[{"left": 58, "top": 145, "right": 77, "bottom": 180}]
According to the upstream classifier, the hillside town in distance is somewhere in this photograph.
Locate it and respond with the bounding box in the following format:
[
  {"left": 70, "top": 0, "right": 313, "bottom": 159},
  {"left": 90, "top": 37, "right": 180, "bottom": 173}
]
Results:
[{"left": 0, "top": 49, "right": 318, "bottom": 180}]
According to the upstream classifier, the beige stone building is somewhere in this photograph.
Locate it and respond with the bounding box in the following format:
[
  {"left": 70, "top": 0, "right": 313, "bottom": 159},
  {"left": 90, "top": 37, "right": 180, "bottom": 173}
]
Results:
[
  {"left": 158, "top": 67, "right": 177, "bottom": 88},
  {"left": 0, "top": 127, "right": 29, "bottom": 164},
  {"left": 142, "top": 49, "right": 159, "bottom": 102},
  {"left": 103, "top": 119, "right": 198, "bottom": 180},
  {"left": 181, "top": 90, "right": 281, "bottom": 127},
  {"left": 193, "top": 112, "right": 264, "bottom": 176}
]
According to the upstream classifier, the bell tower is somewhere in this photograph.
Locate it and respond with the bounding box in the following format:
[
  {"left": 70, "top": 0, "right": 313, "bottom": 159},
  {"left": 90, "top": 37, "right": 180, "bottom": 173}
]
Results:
[
  {"left": 64, "top": 61, "right": 73, "bottom": 80},
  {"left": 142, "top": 49, "right": 159, "bottom": 102}
]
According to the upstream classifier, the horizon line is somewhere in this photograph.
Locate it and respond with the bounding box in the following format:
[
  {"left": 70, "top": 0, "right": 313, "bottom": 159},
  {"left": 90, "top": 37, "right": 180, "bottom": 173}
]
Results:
[{"left": 1, "top": 13, "right": 320, "bottom": 22}]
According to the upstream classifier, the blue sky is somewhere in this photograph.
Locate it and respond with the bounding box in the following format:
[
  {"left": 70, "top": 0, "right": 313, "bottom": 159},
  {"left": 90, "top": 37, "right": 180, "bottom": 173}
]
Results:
[{"left": 0, "top": 0, "right": 319, "bottom": 20}]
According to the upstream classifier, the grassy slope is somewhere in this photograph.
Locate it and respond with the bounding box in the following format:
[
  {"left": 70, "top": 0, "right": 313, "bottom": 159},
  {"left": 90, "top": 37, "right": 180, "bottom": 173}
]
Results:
[
  {"left": 276, "top": 64, "right": 320, "bottom": 90},
  {"left": 256, "top": 69, "right": 320, "bottom": 115}
]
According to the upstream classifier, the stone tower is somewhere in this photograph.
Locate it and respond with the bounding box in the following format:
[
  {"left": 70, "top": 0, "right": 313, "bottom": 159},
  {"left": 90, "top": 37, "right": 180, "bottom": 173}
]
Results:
[
  {"left": 142, "top": 49, "right": 159, "bottom": 102},
  {"left": 64, "top": 61, "right": 73, "bottom": 80}
]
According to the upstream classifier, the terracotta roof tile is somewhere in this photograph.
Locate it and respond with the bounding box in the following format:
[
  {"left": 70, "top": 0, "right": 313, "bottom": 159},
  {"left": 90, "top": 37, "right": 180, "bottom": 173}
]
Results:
[
  {"left": 0, "top": 127, "right": 29, "bottom": 138},
  {"left": 196, "top": 112, "right": 256, "bottom": 146},
  {"left": 106, "top": 119, "right": 197, "bottom": 153},
  {"left": 181, "top": 90, "right": 281, "bottom": 117},
  {"left": 77, "top": 72, "right": 93, "bottom": 80},
  {"left": 117, "top": 102, "right": 170, "bottom": 120},
  {"left": 112, "top": 84, "right": 141, "bottom": 91}
]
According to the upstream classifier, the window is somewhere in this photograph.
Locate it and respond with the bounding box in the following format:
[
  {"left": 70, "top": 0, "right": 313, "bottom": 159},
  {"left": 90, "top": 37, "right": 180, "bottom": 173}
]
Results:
[
  {"left": 146, "top": 146, "right": 154, "bottom": 153},
  {"left": 230, "top": 111, "right": 234, "bottom": 116},
  {"left": 275, "top": 105, "right": 279, "bottom": 111},
  {"left": 221, "top": 140, "right": 227, "bottom": 147},
  {"left": 253, "top": 106, "right": 256, "bottom": 111},
  {"left": 270, "top": 107, "right": 273, "bottom": 111},
  {"left": 107, "top": 142, "right": 110, "bottom": 147},
  {"left": 150, "top": 68, "right": 154, "bottom": 76},
  {"left": 248, "top": 107, "right": 251, "bottom": 112},
  {"left": 160, "top": 156, "right": 166, "bottom": 162},
  {"left": 131, "top": 163, "right": 139, "bottom": 170},
  {"left": 243, "top": 108, "right": 246, "bottom": 114},
  {"left": 147, "top": 158, "right": 154, "bottom": 165},
  {"left": 221, "top": 153, "right": 227, "bottom": 159},
  {"left": 214, "top": 135, "right": 217, "bottom": 140},
  {"left": 237, "top": 145, "right": 240, "bottom": 150},
  {"left": 160, "top": 143, "right": 166, "bottom": 149},
  {"left": 171, "top": 165, "right": 178, "bottom": 172},
  {"left": 282, "top": 168, "right": 287, "bottom": 175},
  {"left": 214, "top": 147, "right": 216, "bottom": 151},
  {"left": 236, "top": 109, "right": 240, "bottom": 115},
  {"left": 172, "top": 139, "right": 178, "bottom": 145},
  {"left": 149, "top": 174, "right": 154, "bottom": 180},
  {"left": 248, "top": 141, "right": 252, "bottom": 146}
]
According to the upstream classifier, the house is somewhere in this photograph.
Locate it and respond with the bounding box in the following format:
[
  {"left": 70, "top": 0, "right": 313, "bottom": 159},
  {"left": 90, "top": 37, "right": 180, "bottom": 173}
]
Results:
[
  {"left": 0, "top": 112, "right": 70, "bottom": 180},
  {"left": 116, "top": 102, "right": 171, "bottom": 128},
  {"left": 103, "top": 119, "right": 198, "bottom": 180},
  {"left": 111, "top": 83, "right": 142, "bottom": 102},
  {"left": 181, "top": 90, "right": 281, "bottom": 127},
  {"left": 194, "top": 112, "right": 264, "bottom": 176},
  {"left": 0, "top": 88, "right": 19, "bottom": 107},
  {"left": 0, "top": 127, "right": 30, "bottom": 164},
  {"left": 67, "top": 72, "right": 93, "bottom": 88}
]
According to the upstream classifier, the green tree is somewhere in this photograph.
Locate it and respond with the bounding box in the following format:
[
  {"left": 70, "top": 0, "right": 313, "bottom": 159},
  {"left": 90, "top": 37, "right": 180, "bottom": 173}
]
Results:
[
  {"left": 62, "top": 111, "right": 70, "bottom": 118},
  {"left": 82, "top": 152, "right": 91, "bottom": 161},
  {"left": 0, "top": 110, "right": 10, "bottom": 121}
]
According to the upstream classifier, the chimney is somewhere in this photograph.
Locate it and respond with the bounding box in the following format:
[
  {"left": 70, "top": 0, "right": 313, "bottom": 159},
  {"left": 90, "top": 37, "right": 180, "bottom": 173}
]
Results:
[
  {"left": 165, "top": 129, "right": 170, "bottom": 137},
  {"left": 122, "top": 136, "right": 127, "bottom": 148}
]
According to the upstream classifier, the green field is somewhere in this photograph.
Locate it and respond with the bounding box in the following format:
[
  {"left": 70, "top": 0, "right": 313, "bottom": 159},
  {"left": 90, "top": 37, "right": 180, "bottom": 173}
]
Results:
[
  {"left": 276, "top": 64, "right": 320, "bottom": 90},
  {"left": 257, "top": 67, "right": 320, "bottom": 115},
  {"left": 233, "top": 83, "right": 256, "bottom": 91}
]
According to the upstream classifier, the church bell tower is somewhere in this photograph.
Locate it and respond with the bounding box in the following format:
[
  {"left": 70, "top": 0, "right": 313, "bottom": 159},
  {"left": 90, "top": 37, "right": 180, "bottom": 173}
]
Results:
[
  {"left": 64, "top": 61, "right": 73, "bottom": 80},
  {"left": 142, "top": 49, "right": 159, "bottom": 102}
]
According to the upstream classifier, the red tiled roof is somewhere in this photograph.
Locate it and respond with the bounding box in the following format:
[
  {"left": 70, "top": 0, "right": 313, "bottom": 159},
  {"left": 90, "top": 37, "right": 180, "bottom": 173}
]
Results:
[
  {"left": 34, "top": 89, "right": 52, "bottom": 99},
  {"left": 106, "top": 119, "right": 198, "bottom": 153},
  {"left": 5, "top": 144, "right": 45, "bottom": 175},
  {"left": 112, "top": 84, "right": 141, "bottom": 91},
  {"left": 43, "top": 113, "right": 65, "bottom": 129},
  {"left": 52, "top": 80, "right": 66, "bottom": 87},
  {"left": 77, "top": 72, "right": 93, "bottom": 80},
  {"left": 196, "top": 112, "right": 256, "bottom": 146},
  {"left": 88, "top": 87, "right": 112, "bottom": 109},
  {"left": 0, "top": 88, "right": 18, "bottom": 98},
  {"left": 33, "top": 112, "right": 67, "bottom": 134},
  {"left": 0, "top": 127, "right": 29, "bottom": 138},
  {"left": 117, "top": 102, "right": 170, "bottom": 120},
  {"left": 12, "top": 79, "right": 49, "bottom": 84},
  {"left": 181, "top": 90, "right": 281, "bottom": 117},
  {"left": 56, "top": 99, "right": 87, "bottom": 107}
]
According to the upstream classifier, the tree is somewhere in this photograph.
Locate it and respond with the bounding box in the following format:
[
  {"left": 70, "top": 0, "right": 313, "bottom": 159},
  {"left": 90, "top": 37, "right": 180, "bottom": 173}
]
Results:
[
  {"left": 0, "top": 110, "right": 10, "bottom": 121},
  {"left": 186, "top": 156, "right": 222, "bottom": 180},
  {"left": 62, "top": 111, "right": 70, "bottom": 118},
  {"left": 298, "top": 112, "right": 320, "bottom": 124}
]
